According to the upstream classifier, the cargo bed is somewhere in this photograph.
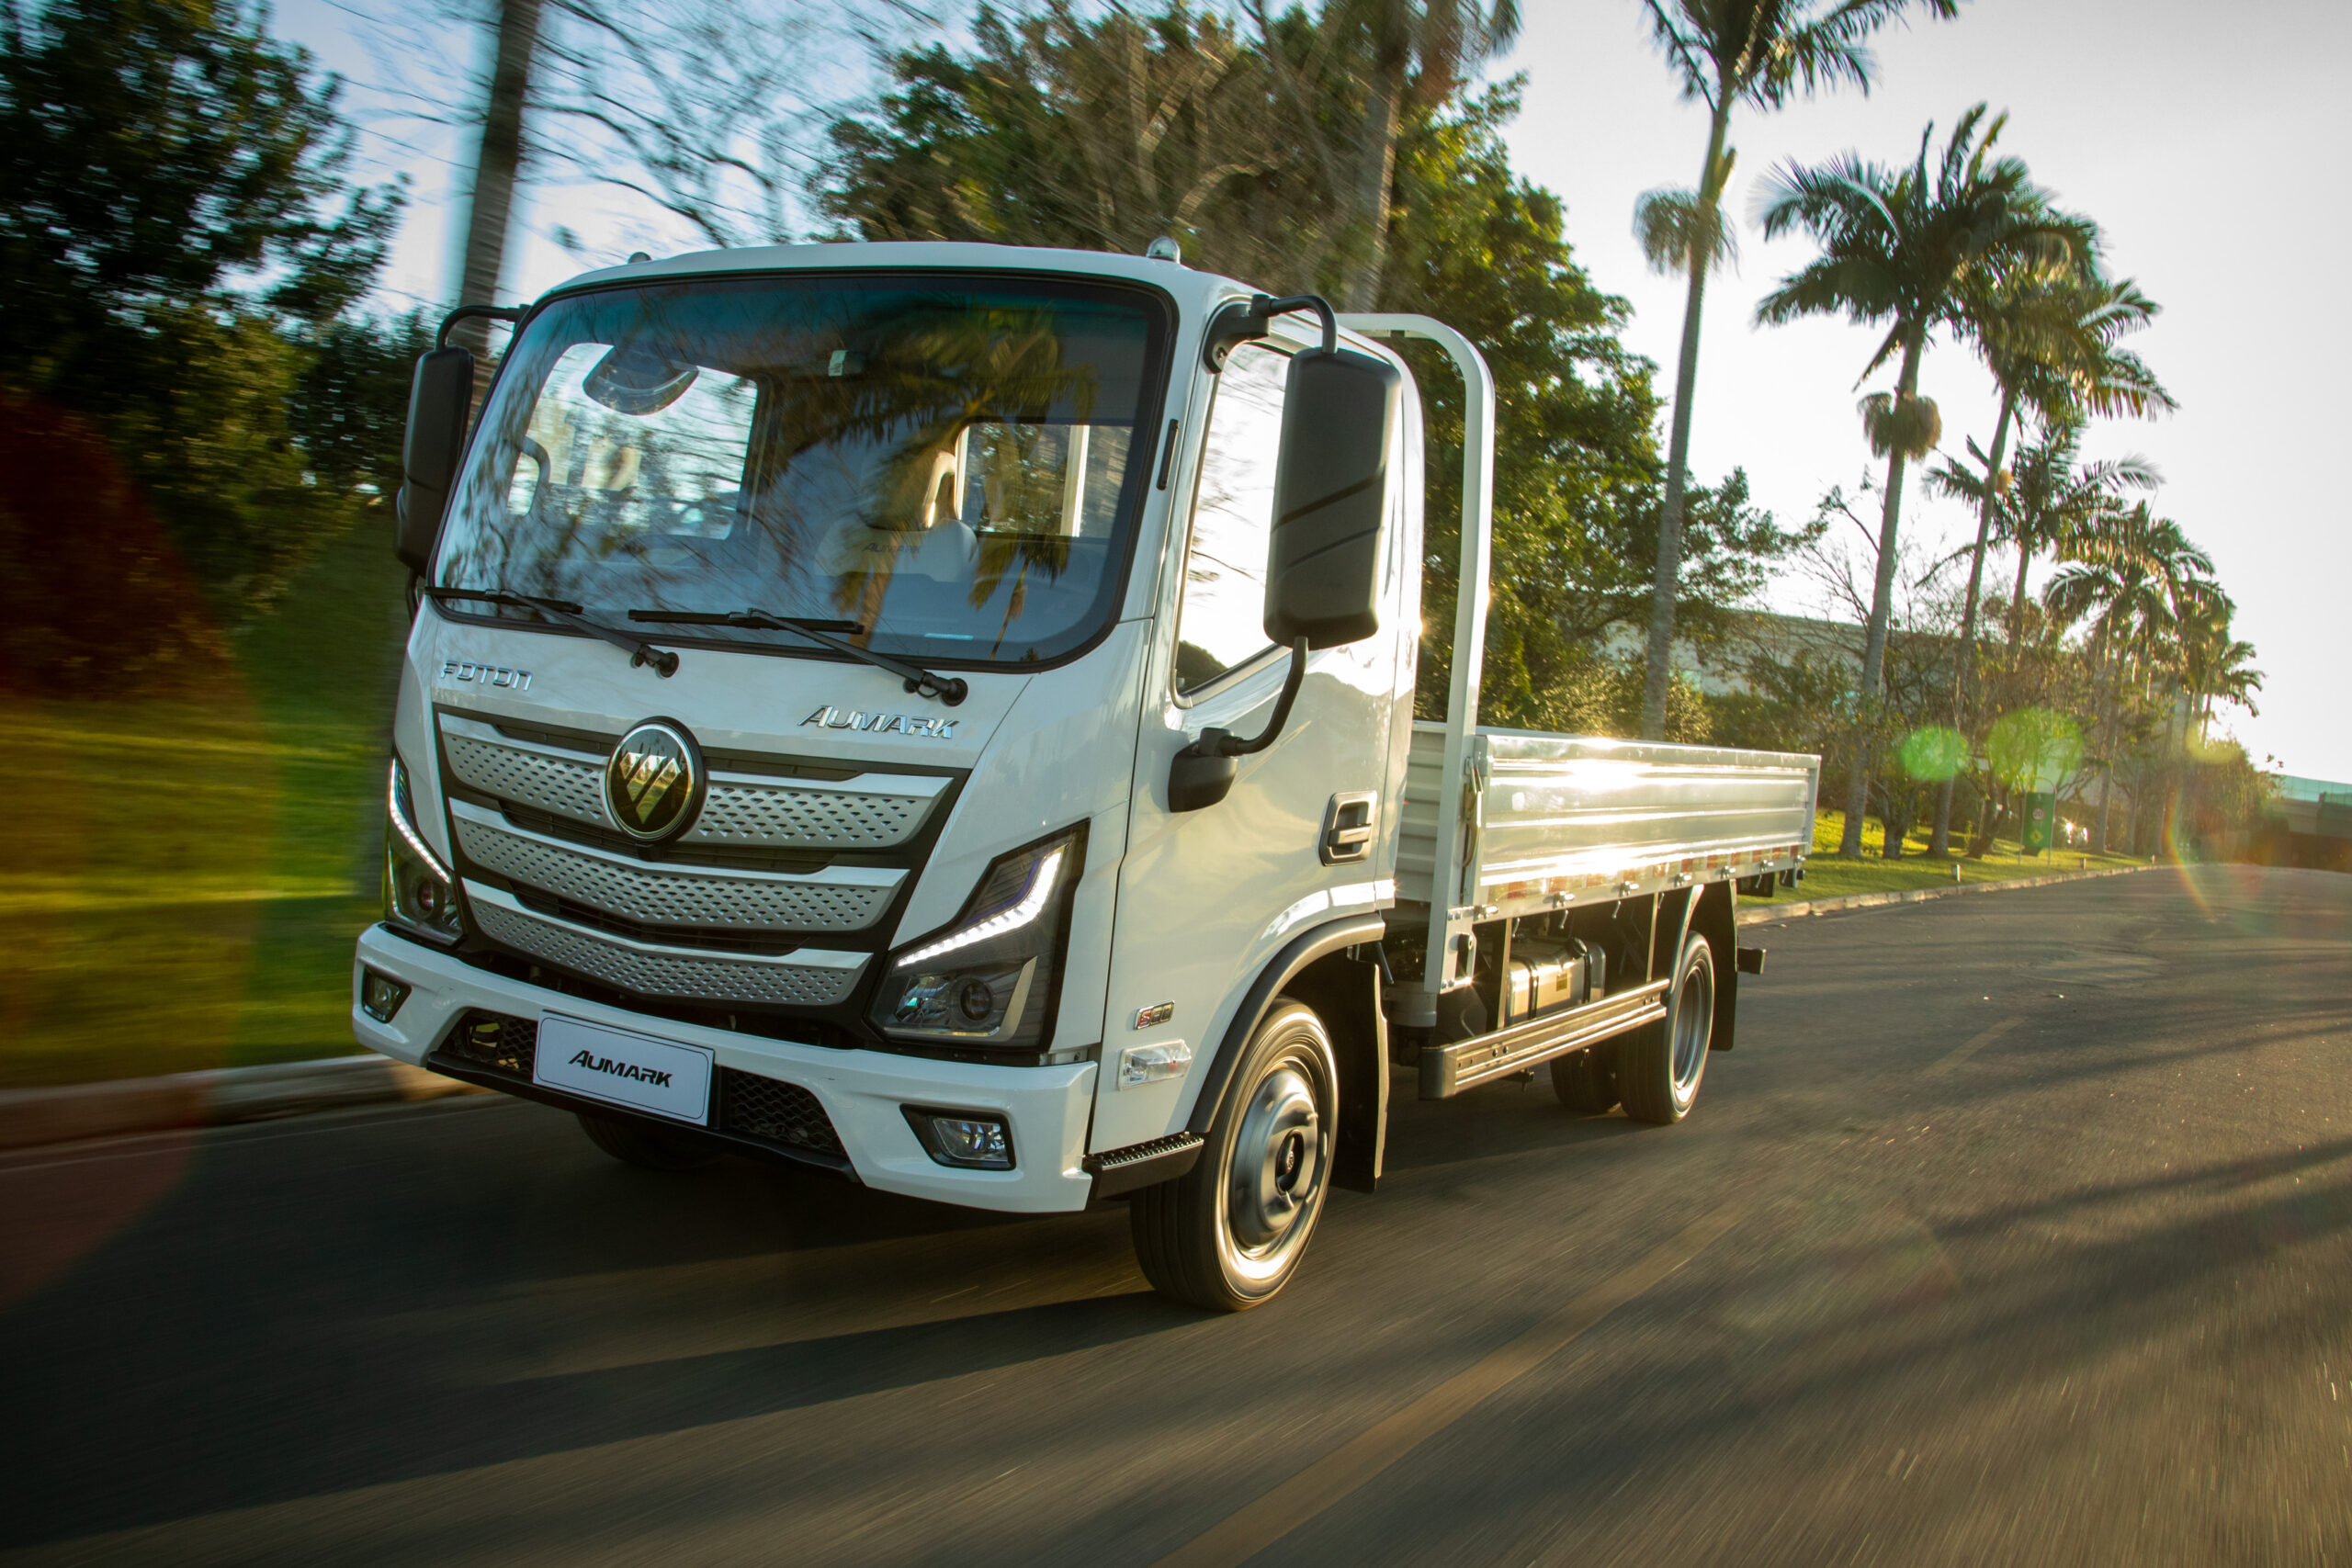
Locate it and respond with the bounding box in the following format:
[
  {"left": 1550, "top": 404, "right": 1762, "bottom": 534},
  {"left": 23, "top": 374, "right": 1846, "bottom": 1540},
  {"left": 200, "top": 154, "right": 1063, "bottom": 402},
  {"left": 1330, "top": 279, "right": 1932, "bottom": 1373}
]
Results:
[{"left": 1396, "top": 722, "right": 1818, "bottom": 920}]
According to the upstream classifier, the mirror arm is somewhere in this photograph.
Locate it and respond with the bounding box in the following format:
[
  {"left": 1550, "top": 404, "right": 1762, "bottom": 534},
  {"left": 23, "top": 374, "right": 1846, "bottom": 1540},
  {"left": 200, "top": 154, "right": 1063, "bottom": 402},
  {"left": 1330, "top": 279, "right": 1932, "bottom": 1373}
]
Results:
[
  {"left": 1186, "top": 637, "right": 1309, "bottom": 762},
  {"left": 435, "top": 303, "right": 529, "bottom": 350},
  {"left": 1203, "top": 293, "right": 1338, "bottom": 371}
]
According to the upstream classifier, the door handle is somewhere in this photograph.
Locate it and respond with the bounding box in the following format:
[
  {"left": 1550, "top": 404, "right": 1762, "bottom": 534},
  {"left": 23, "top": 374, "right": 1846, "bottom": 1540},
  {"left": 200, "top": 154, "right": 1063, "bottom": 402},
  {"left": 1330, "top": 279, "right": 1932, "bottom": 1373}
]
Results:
[{"left": 1320, "top": 792, "right": 1377, "bottom": 864}]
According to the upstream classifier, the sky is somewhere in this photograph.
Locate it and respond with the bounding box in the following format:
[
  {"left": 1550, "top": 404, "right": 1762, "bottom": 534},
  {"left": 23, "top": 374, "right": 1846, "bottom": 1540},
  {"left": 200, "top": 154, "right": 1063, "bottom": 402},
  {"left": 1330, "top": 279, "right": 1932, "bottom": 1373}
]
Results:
[{"left": 276, "top": 0, "right": 2350, "bottom": 781}]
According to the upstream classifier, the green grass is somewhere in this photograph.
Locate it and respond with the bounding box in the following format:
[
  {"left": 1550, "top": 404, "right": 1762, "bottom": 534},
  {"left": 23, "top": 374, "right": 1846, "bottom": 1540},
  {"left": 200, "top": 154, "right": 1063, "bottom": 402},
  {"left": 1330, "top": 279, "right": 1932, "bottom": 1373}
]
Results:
[
  {"left": 1787, "top": 810, "right": 2151, "bottom": 902},
  {"left": 1, "top": 517, "right": 407, "bottom": 1087}
]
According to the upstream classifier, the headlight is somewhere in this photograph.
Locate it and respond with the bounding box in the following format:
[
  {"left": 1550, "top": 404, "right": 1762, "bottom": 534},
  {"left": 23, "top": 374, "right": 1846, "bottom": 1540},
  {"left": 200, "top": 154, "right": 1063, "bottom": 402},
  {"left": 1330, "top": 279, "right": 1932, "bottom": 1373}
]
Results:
[
  {"left": 869, "top": 827, "right": 1084, "bottom": 1050},
  {"left": 384, "top": 757, "right": 463, "bottom": 944}
]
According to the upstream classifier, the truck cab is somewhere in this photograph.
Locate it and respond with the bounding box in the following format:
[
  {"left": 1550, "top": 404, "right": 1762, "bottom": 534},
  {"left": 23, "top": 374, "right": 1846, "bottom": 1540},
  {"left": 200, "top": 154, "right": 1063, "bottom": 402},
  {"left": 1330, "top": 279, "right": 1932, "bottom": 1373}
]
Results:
[{"left": 354, "top": 240, "right": 1815, "bottom": 1310}]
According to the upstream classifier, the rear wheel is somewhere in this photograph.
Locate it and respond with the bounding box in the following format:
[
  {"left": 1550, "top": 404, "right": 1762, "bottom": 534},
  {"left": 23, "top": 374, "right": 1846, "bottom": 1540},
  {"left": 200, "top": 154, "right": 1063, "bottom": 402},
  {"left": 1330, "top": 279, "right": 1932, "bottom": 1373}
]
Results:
[
  {"left": 576, "top": 1110, "right": 723, "bottom": 1171},
  {"left": 1616, "top": 930, "right": 1715, "bottom": 1125},
  {"left": 1132, "top": 999, "right": 1337, "bottom": 1311},
  {"left": 1550, "top": 1044, "right": 1619, "bottom": 1112}
]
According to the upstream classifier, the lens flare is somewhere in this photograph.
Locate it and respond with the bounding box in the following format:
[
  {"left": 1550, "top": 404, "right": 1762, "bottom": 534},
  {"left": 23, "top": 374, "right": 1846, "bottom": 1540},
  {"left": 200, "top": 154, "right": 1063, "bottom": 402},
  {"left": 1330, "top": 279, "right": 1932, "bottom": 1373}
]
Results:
[{"left": 1897, "top": 726, "right": 1967, "bottom": 782}]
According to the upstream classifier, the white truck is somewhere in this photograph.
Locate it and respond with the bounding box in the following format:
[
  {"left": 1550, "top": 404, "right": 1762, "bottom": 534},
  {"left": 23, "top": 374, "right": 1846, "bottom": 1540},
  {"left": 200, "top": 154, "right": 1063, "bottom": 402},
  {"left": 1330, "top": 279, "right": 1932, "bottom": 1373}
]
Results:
[{"left": 355, "top": 240, "right": 1817, "bottom": 1310}]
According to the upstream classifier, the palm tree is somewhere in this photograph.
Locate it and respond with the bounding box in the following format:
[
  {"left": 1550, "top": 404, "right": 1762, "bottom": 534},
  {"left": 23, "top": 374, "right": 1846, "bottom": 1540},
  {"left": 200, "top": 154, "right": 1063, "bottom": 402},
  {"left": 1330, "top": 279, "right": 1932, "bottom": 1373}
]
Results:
[
  {"left": 2044, "top": 546, "right": 2165, "bottom": 855},
  {"left": 1756, "top": 104, "right": 2083, "bottom": 856},
  {"left": 2177, "top": 600, "right": 2261, "bottom": 742},
  {"left": 2045, "top": 503, "right": 2218, "bottom": 851},
  {"left": 1921, "top": 267, "right": 2172, "bottom": 853},
  {"left": 1996, "top": 425, "right": 2163, "bottom": 649},
  {"left": 1633, "top": 0, "right": 1960, "bottom": 741}
]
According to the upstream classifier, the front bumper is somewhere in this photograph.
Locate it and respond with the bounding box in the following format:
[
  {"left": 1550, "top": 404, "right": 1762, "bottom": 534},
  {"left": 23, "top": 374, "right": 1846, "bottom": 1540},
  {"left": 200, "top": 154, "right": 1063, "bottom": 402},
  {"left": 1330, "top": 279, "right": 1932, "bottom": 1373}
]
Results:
[{"left": 352, "top": 925, "right": 1097, "bottom": 1213}]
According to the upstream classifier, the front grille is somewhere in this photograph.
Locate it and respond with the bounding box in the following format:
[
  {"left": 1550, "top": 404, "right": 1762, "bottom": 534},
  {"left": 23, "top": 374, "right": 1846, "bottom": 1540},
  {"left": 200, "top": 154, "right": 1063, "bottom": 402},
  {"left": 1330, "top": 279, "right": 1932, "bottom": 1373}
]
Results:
[
  {"left": 450, "top": 803, "right": 901, "bottom": 934},
  {"left": 718, "top": 1068, "right": 846, "bottom": 1157},
  {"left": 436, "top": 715, "right": 950, "bottom": 851},
  {"left": 468, "top": 885, "right": 868, "bottom": 1006},
  {"left": 444, "top": 1010, "right": 537, "bottom": 1078}
]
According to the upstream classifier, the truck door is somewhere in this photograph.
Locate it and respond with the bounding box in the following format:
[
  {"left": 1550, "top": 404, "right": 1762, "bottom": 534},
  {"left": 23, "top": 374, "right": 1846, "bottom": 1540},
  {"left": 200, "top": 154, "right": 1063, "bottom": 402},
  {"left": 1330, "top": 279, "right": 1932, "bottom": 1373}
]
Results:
[{"left": 1091, "top": 336, "right": 1411, "bottom": 1153}]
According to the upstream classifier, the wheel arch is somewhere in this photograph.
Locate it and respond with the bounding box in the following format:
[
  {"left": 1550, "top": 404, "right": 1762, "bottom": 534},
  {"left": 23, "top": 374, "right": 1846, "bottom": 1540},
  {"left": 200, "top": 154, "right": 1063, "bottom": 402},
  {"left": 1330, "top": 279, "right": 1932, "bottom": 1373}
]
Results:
[
  {"left": 1185, "top": 914, "right": 1387, "bottom": 1194},
  {"left": 1692, "top": 882, "right": 1738, "bottom": 1051},
  {"left": 1645, "top": 883, "right": 1736, "bottom": 1051}
]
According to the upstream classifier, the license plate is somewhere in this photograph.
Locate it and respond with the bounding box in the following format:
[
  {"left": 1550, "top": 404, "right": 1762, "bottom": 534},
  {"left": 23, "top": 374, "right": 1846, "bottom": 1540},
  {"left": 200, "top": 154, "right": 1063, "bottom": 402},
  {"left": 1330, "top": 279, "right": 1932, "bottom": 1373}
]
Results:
[{"left": 534, "top": 1014, "right": 714, "bottom": 1125}]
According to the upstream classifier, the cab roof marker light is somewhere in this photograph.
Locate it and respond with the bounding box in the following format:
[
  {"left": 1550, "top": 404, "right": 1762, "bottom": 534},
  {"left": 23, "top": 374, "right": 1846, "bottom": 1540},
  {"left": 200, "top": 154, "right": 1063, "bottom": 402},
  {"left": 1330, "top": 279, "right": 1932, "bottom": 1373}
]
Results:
[
  {"left": 389, "top": 759, "right": 454, "bottom": 881},
  {"left": 894, "top": 847, "right": 1066, "bottom": 970}
]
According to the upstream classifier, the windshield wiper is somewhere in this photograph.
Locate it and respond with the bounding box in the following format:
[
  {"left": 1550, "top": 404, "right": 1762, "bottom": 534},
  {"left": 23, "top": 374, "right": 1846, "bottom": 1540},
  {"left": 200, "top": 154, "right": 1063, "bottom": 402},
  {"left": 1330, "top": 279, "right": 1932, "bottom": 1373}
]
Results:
[
  {"left": 424, "top": 587, "right": 680, "bottom": 677},
  {"left": 629, "top": 608, "right": 968, "bottom": 705}
]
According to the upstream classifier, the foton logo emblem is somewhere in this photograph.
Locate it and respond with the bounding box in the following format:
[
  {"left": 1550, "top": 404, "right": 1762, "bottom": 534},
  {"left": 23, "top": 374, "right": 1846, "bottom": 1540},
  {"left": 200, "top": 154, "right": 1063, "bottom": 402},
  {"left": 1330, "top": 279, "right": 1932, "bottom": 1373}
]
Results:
[
  {"left": 604, "top": 719, "right": 703, "bottom": 841},
  {"left": 569, "top": 1049, "right": 673, "bottom": 1089},
  {"left": 440, "top": 660, "right": 532, "bottom": 691},
  {"left": 801, "top": 705, "right": 958, "bottom": 739}
]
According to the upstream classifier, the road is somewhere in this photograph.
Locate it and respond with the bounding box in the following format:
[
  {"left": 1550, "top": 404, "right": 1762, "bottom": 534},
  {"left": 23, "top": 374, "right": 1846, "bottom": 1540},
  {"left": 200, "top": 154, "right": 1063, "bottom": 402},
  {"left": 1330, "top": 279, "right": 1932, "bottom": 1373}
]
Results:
[{"left": 4, "top": 864, "right": 2349, "bottom": 1566}]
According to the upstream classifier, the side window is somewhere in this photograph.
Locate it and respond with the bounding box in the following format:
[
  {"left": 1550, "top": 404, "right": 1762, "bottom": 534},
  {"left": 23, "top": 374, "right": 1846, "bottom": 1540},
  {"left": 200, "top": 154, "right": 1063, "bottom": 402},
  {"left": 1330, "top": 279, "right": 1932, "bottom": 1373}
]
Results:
[{"left": 1173, "top": 341, "right": 1286, "bottom": 693}]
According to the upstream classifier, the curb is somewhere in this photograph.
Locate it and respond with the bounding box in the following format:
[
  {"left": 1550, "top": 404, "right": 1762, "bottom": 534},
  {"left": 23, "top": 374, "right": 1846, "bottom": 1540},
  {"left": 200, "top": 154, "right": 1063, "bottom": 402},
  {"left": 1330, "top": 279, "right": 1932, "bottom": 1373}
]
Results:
[
  {"left": 1735, "top": 862, "right": 2154, "bottom": 926},
  {"left": 1, "top": 863, "right": 2159, "bottom": 1153},
  {"left": 0, "top": 1054, "right": 485, "bottom": 1153}
]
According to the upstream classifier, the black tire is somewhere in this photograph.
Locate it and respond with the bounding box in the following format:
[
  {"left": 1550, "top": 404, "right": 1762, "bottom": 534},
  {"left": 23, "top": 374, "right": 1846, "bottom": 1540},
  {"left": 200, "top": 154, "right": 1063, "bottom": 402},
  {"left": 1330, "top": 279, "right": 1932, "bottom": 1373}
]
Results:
[
  {"left": 576, "top": 1110, "right": 723, "bottom": 1171},
  {"left": 1550, "top": 1043, "right": 1619, "bottom": 1112},
  {"left": 1132, "top": 999, "right": 1338, "bottom": 1311},
  {"left": 1615, "top": 930, "right": 1715, "bottom": 1126}
]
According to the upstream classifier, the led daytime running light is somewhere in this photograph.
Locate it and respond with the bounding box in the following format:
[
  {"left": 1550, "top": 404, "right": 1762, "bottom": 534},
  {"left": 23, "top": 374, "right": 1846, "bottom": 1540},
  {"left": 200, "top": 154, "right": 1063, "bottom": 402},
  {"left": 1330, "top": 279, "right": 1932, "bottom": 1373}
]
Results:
[
  {"left": 895, "top": 847, "right": 1066, "bottom": 969},
  {"left": 389, "top": 760, "right": 454, "bottom": 882}
]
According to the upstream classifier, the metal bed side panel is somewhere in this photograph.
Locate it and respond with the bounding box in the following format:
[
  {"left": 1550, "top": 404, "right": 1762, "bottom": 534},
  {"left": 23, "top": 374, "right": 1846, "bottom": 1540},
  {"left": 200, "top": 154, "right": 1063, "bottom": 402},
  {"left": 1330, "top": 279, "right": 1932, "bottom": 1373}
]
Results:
[{"left": 1396, "top": 722, "right": 1819, "bottom": 912}]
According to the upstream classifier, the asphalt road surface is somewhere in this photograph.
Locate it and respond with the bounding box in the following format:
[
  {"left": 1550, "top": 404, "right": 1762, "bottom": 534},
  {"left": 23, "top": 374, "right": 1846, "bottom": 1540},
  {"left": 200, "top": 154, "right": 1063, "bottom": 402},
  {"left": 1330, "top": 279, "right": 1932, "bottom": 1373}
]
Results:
[{"left": 5, "top": 864, "right": 2350, "bottom": 1566}]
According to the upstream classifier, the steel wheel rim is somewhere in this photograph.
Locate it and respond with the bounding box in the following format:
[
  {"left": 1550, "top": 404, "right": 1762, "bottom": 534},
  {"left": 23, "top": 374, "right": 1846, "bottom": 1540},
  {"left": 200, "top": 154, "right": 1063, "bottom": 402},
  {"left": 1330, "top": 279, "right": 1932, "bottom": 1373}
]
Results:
[
  {"left": 1222, "top": 1057, "right": 1326, "bottom": 1274},
  {"left": 1671, "top": 955, "right": 1713, "bottom": 1094}
]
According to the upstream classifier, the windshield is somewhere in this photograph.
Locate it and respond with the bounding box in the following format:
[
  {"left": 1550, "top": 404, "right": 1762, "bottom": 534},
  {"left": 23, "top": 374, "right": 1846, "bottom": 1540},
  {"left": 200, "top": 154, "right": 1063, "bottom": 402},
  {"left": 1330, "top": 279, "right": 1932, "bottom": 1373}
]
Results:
[{"left": 435, "top": 273, "right": 1169, "bottom": 667}]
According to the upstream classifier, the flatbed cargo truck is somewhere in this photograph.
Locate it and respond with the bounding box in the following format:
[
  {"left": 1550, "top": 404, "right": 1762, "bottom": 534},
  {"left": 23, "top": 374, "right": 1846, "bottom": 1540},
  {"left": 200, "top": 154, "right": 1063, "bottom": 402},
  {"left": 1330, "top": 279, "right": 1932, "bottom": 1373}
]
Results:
[{"left": 354, "top": 239, "right": 1817, "bottom": 1309}]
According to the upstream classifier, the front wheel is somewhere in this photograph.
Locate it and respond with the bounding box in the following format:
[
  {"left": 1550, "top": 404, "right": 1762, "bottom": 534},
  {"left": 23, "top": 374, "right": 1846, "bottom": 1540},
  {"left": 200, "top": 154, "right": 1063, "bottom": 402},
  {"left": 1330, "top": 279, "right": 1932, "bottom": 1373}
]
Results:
[
  {"left": 1131, "top": 999, "right": 1338, "bottom": 1311},
  {"left": 1616, "top": 930, "right": 1715, "bottom": 1125}
]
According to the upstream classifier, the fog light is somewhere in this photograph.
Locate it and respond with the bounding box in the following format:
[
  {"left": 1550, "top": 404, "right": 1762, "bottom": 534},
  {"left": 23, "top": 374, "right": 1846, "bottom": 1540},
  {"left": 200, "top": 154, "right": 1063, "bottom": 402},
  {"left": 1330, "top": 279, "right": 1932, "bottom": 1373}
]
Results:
[
  {"left": 903, "top": 1107, "right": 1014, "bottom": 1169},
  {"left": 359, "top": 967, "right": 411, "bottom": 1023}
]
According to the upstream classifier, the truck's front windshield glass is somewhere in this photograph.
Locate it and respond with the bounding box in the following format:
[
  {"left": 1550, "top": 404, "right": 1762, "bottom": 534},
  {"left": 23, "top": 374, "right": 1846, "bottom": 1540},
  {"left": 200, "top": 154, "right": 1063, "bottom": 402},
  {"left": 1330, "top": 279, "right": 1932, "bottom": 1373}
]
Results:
[{"left": 435, "top": 273, "right": 1168, "bottom": 667}]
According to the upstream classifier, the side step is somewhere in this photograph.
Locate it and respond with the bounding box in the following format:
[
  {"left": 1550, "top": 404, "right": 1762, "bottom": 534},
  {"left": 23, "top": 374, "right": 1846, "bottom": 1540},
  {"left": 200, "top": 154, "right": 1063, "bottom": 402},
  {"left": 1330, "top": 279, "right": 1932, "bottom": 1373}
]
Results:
[
  {"left": 1419, "top": 980, "right": 1671, "bottom": 1100},
  {"left": 1083, "top": 1131, "right": 1204, "bottom": 1199}
]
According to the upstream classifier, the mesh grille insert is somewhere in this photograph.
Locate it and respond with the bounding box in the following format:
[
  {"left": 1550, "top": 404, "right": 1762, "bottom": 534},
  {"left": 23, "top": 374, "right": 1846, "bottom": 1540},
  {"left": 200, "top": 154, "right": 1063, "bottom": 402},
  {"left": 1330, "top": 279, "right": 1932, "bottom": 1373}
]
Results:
[
  {"left": 452, "top": 810, "right": 897, "bottom": 933},
  {"left": 445, "top": 1010, "right": 537, "bottom": 1078},
  {"left": 719, "top": 1068, "right": 846, "bottom": 1157},
  {"left": 469, "top": 892, "right": 867, "bottom": 1006}
]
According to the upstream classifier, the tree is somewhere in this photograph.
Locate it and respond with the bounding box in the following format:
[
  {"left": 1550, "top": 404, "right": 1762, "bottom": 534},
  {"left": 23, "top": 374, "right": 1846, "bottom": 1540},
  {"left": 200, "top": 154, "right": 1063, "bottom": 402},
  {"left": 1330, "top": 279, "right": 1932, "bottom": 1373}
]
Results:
[
  {"left": 2182, "top": 622, "right": 2261, "bottom": 743},
  {"left": 0, "top": 0, "right": 401, "bottom": 687},
  {"left": 534, "top": 0, "right": 930, "bottom": 251},
  {"left": 1989, "top": 423, "right": 2160, "bottom": 647},
  {"left": 1921, "top": 265, "right": 2171, "bottom": 853},
  {"left": 449, "top": 0, "right": 541, "bottom": 362},
  {"left": 2042, "top": 502, "right": 2222, "bottom": 852},
  {"left": 1306, "top": 0, "right": 1521, "bottom": 310},
  {"left": 820, "top": 5, "right": 1322, "bottom": 287},
  {"left": 1633, "top": 0, "right": 1961, "bottom": 742},
  {"left": 288, "top": 310, "right": 436, "bottom": 504},
  {"left": 1756, "top": 104, "right": 2082, "bottom": 856}
]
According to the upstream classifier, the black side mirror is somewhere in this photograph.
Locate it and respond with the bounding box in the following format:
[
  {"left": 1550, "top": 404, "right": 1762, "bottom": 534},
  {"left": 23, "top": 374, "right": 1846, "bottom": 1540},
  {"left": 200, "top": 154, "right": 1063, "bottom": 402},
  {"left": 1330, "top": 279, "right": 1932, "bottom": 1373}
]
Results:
[
  {"left": 1263, "top": 345, "right": 1400, "bottom": 649},
  {"left": 396, "top": 346, "right": 475, "bottom": 577},
  {"left": 1168, "top": 748, "right": 1239, "bottom": 813}
]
